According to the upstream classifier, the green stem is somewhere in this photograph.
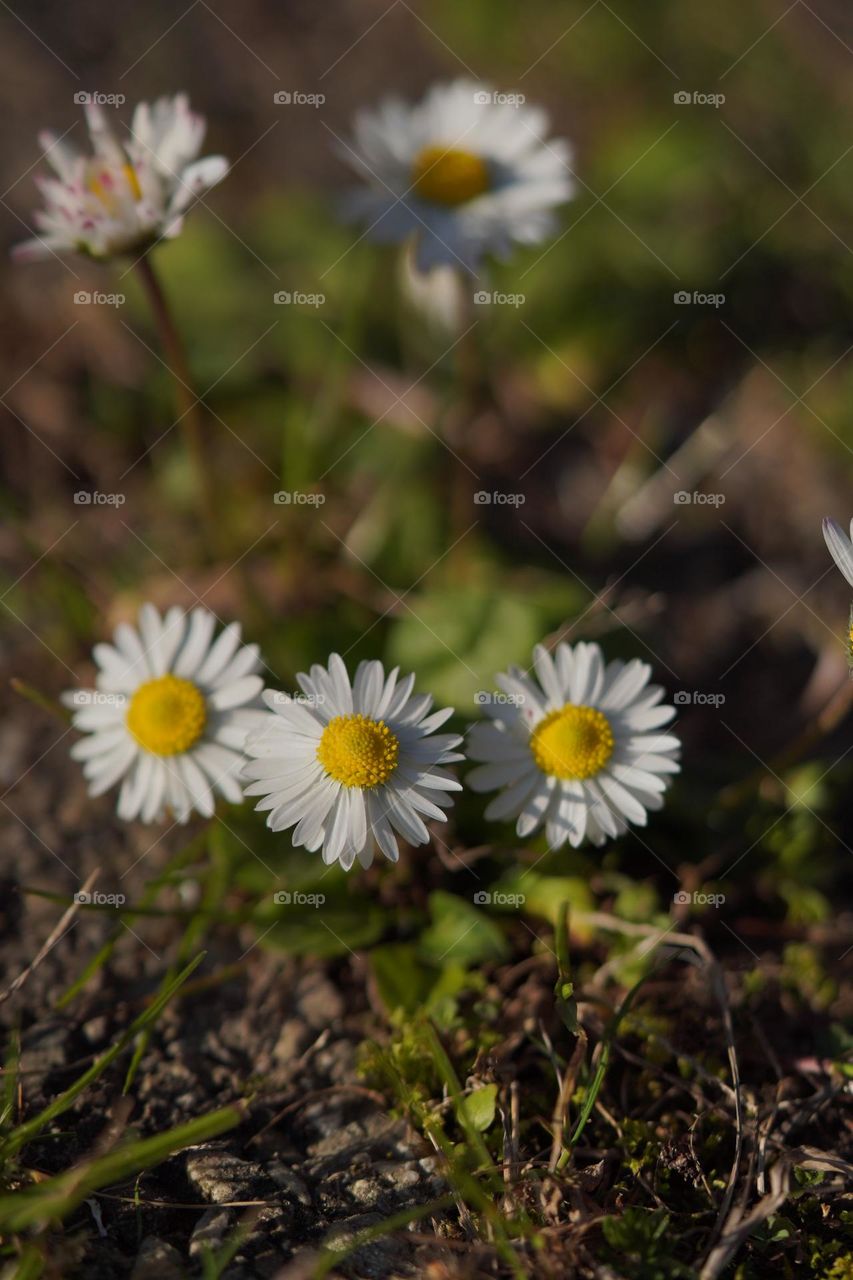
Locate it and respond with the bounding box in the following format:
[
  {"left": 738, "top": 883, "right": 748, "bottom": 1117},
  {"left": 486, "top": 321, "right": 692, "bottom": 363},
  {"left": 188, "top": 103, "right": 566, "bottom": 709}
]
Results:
[
  {"left": 555, "top": 968, "right": 650, "bottom": 1171},
  {"left": 134, "top": 254, "right": 219, "bottom": 549}
]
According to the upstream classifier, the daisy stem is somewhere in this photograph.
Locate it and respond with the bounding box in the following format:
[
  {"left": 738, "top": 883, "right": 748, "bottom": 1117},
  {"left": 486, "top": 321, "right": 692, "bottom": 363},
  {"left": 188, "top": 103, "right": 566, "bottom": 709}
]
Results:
[
  {"left": 718, "top": 675, "right": 853, "bottom": 808},
  {"left": 445, "top": 285, "right": 491, "bottom": 560},
  {"left": 134, "top": 254, "right": 220, "bottom": 553},
  {"left": 10, "top": 677, "right": 71, "bottom": 724}
]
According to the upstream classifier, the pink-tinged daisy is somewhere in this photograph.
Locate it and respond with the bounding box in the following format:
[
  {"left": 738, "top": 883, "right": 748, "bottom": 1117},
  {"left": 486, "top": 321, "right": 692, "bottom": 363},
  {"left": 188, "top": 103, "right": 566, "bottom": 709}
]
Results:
[{"left": 13, "top": 94, "right": 228, "bottom": 262}]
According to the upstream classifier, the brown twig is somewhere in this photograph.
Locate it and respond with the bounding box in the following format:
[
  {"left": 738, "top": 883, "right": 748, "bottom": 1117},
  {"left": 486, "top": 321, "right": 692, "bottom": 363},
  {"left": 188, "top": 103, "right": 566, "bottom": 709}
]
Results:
[
  {"left": 0, "top": 869, "right": 98, "bottom": 1007},
  {"left": 548, "top": 1031, "right": 588, "bottom": 1173}
]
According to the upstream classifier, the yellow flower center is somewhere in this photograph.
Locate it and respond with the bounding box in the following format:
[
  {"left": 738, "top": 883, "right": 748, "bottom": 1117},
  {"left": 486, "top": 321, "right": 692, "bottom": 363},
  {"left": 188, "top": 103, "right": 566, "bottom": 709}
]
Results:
[
  {"left": 126, "top": 675, "right": 207, "bottom": 756},
  {"left": 411, "top": 145, "right": 491, "bottom": 206},
  {"left": 316, "top": 714, "right": 400, "bottom": 789},
  {"left": 87, "top": 162, "right": 142, "bottom": 210},
  {"left": 530, "top": 704, "right": 615, "bottom": 781}
]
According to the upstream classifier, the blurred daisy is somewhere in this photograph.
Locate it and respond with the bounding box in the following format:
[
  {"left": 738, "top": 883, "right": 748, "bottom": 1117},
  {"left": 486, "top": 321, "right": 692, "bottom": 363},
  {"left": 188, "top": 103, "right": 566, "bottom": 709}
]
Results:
[
  {"left": 823, "top": 517, "right": 853, "bottom": 588},
  {"left": 13, "top": 94, "right": 228, "bottom": 263},
  {"left": 468, "top": 642, "right": 680, "bottom": 849},
  {"left": 244, "top": 655, "right": 464, "bottom": 870},
  {"left": 64, "top": 604, "right": 264, "bottom": 823},
  {"left": 339, "top": 79, "right": 574, "bottom": 273}
]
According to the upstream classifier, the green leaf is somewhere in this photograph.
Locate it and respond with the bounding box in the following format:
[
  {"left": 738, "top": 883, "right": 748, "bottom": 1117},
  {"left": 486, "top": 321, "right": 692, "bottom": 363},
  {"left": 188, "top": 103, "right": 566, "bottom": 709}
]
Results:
[
  {"left": 259, "top": 903, "right": 385, "bottom": 958},
  {"left": 371, "top": 943, "right": 436, "bottom": 1013},
  {"left": 419, "top": 892, "right": 509, "bottom": 968},
  {"left": 496, "top": 870, "right": 596, "bottom": 930},
  {"left": 386, "top": 579, "right": 583, "bottom": 709},
  {"left": 461, "top": 1083, "right": 498, "bottom": 1132}
]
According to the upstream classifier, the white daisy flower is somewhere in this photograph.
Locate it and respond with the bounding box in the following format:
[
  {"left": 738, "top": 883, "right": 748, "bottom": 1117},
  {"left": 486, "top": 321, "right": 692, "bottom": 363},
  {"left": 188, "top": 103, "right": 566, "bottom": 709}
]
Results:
[
  {"left": 243, "top": 655, "right": 464, "bottom": 871},
  {"left": 13, "top": 94, "right": 228, "bottom": 263},
  {"left": 823, "top": 517, "right": 853, "bottom": 588},
  {"left": 339, "top": 79, "right": 574, "bottom": 273},
  {"left": 468, "top": 641, "right": 680, "bottom": 849},
  {"left": 63, "top": 604, "right": 265, "bottom": 823}
]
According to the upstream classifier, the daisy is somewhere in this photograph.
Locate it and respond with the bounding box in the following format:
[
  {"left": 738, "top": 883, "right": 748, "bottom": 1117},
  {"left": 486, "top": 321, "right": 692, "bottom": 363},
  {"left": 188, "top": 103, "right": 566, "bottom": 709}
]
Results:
[
  {"left": 243, "top": 655, "right": 464, "bottom": 870},
  {"left": 13, "top": 94, "right": 228, "bottom": 263},
  {"left": 338, "top": 79, "right": 574, "bottom": 274},
  {"left": 468, "top": 642, "right": 680, "bottom": 849},
  {"left": 63, "top": 604, "right": 265, "bottom": 823}
]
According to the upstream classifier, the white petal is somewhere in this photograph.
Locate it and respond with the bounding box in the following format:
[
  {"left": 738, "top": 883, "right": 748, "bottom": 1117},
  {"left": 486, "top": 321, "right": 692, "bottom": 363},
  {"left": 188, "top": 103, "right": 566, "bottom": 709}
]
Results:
[
  {"left": 532, "top": 644, "right": 563, "bottom": 707},
  {"left": 353, "top": 660, "right": 384, "bottom": 716},
  {"left": 322, "top": 789, "right": 351, "bottom": 865},
  {"left": 599, "top": 659, "right": 652, "bottom": 711},
  {"left": 140, "top": 759, "right": 168, "bottom": 822},
  {"left": 195, "top": 622, "right": 243, "bottom": 686},
  {"left": 113, "top": 621, "right": 151, "bottom": 681},
  {"left": 71, "top": 726, "right": 128, "bottom": 760},
  {"left": 516, "top": 777, "right": 554, "bottom": 837},
  {"left": 598, "top": 773, "right": 648, "bottom": 825},
  {"left": 484, "top": 772, "right": 539, "bottom": 822},
  {"left": 85, "top": 739, "right": 136, "bottom": 795},
  {"left": 175, "top": 753, "right": 215, "bottom": 817},
  {"left": 173, "top": 608, "right": 216, "bottom": 677},
  {"left": 193, "top": 743, "right": 245, "bottom": 804},
  {"left": 823, "top": 517, "right": 853, "bottom": 588},
  {"left": 211, "top": 643, "right": 262, "bottom": 689},
  {"left": 208, "top": 675, "right": 263, "bottom": 710}
]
